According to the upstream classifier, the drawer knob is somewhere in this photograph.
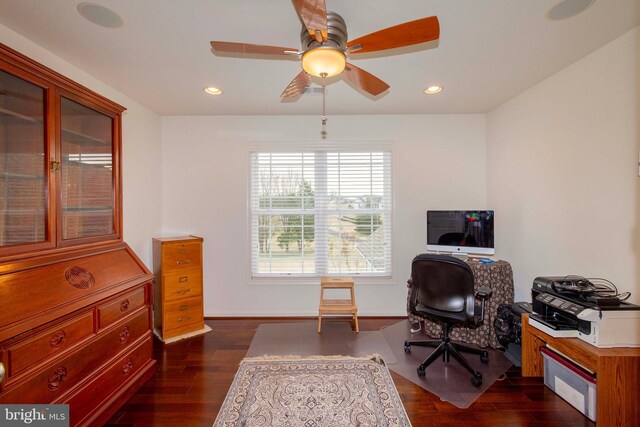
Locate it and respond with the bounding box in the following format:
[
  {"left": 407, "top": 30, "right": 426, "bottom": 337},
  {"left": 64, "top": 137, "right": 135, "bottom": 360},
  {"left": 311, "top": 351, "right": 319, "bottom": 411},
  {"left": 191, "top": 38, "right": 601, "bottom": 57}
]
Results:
[
  {"left": 48, "top": 366, "right": 67, "bottom": 391},
  {"left": 0, "top": 362, "right": 5, "bottom": 385},
  {"left": 50, "top": 330, "right": 66, "bottom": 348},
  {"left": 122, "top": 358, "right": 134, "bottom": 375},
  {"left": 179, "top": 276, "right": 189, "bottom": 283},
  {"left": 120, "top": 299, "right": 130, "bottom": 312},
  {"left": 119, "top": 326, "right": 131, "bottom": 344},
  {"left": 178, "top": 315, "right": 191, "bottom": 323},
  {"left": 176, "top": 260, "right": 191, "bottom": 265},
  {"left": 175, "top": 288, "right": 191, "bottom": 295}
]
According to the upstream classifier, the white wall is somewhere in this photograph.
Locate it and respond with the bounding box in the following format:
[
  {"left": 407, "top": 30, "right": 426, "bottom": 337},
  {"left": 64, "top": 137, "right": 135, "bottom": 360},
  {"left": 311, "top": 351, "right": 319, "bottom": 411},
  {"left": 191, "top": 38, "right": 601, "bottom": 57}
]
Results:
[
  {"left": 487, "top": 26, "right": 640, "bottom": 303},
  {"left": 161, "top": 115, "right": 486, "bottom": 316},
  {"left": 0, "top": 24, "right": 163, "bottom": 267}
]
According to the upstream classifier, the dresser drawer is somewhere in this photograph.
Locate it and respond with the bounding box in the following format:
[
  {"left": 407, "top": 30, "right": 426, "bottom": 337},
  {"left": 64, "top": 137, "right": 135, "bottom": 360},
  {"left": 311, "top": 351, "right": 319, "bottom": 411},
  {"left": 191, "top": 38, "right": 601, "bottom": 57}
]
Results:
[
  {"left": 65, "top": 335, "right": 153, "bottom": 426},
  {"left": 7, "top": 311, "right": 94, "bottom": 379},
  {"left": 98, "top": 287, "right": 146, "bottom": 329},
  {"left": 161, "top": 242, "right": 201, "bottom": 272},
  {"left": 163, "top": 269, "right": 202, "bottom": 301},
  {"left": 163, "top": 297, "right": 203, "bottom": 330},
  {"left": 0, "top": 249, "right": 147, "bottom": 335},
  {"left": 0, "top": 307, "right": 151, "bottom": 403},
  {"left": 98, "top": 307, "right": 151, "bottom": 350}
]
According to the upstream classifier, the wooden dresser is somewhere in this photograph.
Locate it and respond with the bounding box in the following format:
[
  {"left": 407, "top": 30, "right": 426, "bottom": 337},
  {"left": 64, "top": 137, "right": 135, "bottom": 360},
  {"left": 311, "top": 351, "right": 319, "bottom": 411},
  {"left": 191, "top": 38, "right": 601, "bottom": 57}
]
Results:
[
  {"left": 522, "top": 313, "right": 640, "bottom": 427},
  {"left": 152, "top": 236, "right": 205, "bottom": 340},
  {"left": 0, "top": 42, "right": 155, "bottom": 426}
]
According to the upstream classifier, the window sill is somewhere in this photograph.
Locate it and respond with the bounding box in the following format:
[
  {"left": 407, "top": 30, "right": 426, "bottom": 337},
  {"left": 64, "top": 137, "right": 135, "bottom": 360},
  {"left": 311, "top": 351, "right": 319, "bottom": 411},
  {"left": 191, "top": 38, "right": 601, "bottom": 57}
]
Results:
[{"left": 248, "top": 275, "right": 394, "bottom": 286}]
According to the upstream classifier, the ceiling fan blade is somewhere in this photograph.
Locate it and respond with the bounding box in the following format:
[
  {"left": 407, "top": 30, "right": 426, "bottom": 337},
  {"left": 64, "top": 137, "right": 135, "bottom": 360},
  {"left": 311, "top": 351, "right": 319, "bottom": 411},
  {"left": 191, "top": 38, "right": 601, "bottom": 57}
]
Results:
[
  {"left": 292, "top": 0, "right": 328, "bottom": 42},
  {"left": 342, "top": 63, "right": 389, "bottom": 96},
  {"left": 281, "top": 71, "right": 312, "bottom": 99},
  {"left": 211, "top": 41, "right": 297, "bottom": 56},
  {"left": 347, "top": 16, "right": 440, "bottom": 54}
]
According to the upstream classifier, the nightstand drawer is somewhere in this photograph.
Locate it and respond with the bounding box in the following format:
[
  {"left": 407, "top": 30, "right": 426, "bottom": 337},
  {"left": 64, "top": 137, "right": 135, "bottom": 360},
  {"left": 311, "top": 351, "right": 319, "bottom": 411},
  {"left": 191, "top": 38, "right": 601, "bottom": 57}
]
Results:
[
  {"left": 163, "top": 269, "right": 202, "bottom": 301},
  {"left": 161, "top": 242, "right": 201, "bottom": 272},
  {"left": 163, "top": 297, "right": 203, "bottom": 330},
  {"left": 98, "top": 287, "right": 146, "bottom": 329},
  {"left": 7, "top": 310, "right": 94, "bottom": 379}
]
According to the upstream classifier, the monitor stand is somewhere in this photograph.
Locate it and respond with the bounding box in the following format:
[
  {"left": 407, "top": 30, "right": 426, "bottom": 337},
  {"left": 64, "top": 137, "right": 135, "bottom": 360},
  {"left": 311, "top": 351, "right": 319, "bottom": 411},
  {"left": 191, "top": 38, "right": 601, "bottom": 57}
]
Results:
[
  {"left": 425, "top": 250, "right": 470, "bottom": 260},
  {"left": 450, "top": 253, "right": 470, "bottom": 261}
]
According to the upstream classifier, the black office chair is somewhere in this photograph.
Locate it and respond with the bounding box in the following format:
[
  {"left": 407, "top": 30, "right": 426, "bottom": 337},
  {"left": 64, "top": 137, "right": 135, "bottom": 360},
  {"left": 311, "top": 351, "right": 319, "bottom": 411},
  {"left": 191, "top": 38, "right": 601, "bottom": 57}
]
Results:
[{"left": 404, "top": 254, "right": 493, "bottom": 386}]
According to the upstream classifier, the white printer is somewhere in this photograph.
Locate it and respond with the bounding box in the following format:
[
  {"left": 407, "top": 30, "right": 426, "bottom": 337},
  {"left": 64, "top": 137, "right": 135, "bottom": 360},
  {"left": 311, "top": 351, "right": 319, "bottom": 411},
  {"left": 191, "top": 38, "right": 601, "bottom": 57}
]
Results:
[{"left": 529, "top": 276, "right": 640, "bottom": 348}]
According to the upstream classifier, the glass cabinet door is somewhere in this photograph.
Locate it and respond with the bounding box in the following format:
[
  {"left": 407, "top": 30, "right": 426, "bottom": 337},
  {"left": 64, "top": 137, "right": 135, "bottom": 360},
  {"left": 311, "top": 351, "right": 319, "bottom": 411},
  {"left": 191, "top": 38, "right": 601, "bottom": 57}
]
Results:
[
  {"left": 60, "top": 97, "right": 115, "bottom": 240},
  {"left": 0, "top": 69, "right": 47, "bottom": 247}
]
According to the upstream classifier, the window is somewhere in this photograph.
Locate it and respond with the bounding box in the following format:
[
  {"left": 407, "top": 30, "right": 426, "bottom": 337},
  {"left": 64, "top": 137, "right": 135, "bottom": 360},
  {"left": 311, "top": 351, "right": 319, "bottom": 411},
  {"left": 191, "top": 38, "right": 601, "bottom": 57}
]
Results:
[{"left": 250, "top": 149, "right": 392, "bottom": 278}]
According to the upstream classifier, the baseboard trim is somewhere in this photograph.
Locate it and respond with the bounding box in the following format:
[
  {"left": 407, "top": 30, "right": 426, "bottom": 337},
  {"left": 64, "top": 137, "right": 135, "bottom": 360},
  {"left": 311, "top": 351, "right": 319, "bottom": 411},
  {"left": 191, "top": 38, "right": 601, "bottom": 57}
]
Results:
[{"left": 204, "top": 315, "right": 406, "bottom": 320}]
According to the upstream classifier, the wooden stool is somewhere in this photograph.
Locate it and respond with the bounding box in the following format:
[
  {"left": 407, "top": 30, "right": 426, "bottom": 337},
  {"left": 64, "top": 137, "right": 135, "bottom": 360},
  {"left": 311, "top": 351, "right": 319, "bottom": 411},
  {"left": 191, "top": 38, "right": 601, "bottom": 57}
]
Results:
[{"left": 318, "top": 277, "right": 359, "bottom": 333}]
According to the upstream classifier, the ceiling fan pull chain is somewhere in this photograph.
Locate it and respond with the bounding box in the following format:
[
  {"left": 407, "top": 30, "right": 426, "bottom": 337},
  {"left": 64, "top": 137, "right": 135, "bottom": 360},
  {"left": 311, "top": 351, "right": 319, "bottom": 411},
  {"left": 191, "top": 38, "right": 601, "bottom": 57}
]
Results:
[{"left": 321, "top": 72, "right": 327, "bottom": 125}]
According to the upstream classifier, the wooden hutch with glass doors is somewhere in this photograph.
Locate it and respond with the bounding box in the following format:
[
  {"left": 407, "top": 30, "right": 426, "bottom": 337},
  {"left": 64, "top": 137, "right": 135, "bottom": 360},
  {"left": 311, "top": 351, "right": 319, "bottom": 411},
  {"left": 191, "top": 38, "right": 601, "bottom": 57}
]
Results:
[{"left": 0, "top": 43, "right": 155, "bottom": 426}]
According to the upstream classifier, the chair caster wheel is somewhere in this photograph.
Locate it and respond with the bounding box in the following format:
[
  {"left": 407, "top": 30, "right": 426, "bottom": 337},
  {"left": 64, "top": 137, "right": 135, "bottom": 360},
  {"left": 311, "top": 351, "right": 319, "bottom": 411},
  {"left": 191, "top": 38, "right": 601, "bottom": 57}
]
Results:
[
  {"left": 404, "top": 342, "right": 411, "bottom": 353},
  {"left": 480, "top": 351, "right": 489, "bottom": 364},
  {"left": 417, "top": 366, "right": 426, "bottom": 377},
  {"left": 471, "top": 374, "right": 482, "bottom": 387}
]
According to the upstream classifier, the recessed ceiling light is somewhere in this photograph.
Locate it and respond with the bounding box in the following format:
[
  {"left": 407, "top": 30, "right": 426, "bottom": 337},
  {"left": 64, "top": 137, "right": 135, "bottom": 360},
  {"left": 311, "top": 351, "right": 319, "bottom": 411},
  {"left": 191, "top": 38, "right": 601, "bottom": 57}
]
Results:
[
  {"left": 546, "top": 0, "right": 595, "bottom": 21},
  {"left": 204, "top": 87, "right": 223, "bottom": 95},
  {"left": 77, "top": 3, "right": 124, "bottom": 28},
  {"left": 424, "top": 86, "right": 443, "bottom": 94}
]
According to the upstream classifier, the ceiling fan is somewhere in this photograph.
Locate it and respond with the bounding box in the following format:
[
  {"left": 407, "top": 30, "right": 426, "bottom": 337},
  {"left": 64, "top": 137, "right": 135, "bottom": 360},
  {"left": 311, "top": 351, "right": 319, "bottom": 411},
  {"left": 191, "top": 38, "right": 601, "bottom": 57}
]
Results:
[{"left": 210, "top": 0, "right": 440, "bottom": 100}]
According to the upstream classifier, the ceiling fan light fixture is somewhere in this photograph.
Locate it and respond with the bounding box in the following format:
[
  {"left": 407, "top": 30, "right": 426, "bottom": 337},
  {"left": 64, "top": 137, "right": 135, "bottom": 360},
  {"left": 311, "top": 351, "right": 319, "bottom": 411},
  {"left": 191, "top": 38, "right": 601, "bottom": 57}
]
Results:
[
  {"left": 204, "top": 86, "right": 223, "bottom": 95},
  {"left": 301, "top": 48, "right": 346, "bottom": 78},
  {"left": 424, "top": 85, "right": 443, "bottom": 94}
]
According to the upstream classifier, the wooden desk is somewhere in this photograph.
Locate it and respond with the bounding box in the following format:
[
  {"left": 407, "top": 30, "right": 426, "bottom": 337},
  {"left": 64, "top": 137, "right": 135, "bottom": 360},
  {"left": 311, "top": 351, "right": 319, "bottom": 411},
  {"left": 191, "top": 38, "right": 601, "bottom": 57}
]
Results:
[{"left": 522, "top": 313, "right": 640, "bottom": 427}]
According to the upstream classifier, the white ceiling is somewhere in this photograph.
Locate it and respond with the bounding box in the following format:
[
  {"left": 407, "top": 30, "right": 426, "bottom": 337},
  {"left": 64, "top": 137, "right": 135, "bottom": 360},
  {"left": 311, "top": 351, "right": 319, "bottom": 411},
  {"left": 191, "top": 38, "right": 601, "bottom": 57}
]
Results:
[{"left": 0, "top": 0, "right": 637, "bottom": 116}]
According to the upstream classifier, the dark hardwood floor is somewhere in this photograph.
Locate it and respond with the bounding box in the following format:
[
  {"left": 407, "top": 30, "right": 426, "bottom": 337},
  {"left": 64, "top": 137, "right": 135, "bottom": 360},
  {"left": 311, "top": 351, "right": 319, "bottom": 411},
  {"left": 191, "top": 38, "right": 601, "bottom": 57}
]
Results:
[{"left": 105, "top": 318, "right": 594, "bottom": 427}]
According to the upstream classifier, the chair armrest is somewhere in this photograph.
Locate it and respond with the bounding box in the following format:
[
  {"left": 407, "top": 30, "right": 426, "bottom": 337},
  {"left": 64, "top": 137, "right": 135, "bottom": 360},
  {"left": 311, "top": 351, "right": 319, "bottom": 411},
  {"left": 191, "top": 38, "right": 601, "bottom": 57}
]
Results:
[
  {"left": 474, "top": 287, "right": 493, "bottom": 323},
  {"left": 476, "top": 286, "right": 493, "bottom": 299}
]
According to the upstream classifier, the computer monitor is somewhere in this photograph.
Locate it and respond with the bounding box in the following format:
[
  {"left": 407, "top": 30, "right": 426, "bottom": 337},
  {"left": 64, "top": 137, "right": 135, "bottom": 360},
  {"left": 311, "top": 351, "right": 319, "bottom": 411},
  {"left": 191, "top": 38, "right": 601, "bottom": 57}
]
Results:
[{"left": 426, "top": 210, "right": 495, "bottom": 256}]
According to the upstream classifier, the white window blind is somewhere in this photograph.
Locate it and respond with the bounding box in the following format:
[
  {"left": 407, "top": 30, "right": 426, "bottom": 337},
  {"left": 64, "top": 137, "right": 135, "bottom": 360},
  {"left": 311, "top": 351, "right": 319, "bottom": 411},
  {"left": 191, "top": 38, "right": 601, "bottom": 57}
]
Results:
[{"left": 250, "top": 149, "right": 392, "bottom": 278}]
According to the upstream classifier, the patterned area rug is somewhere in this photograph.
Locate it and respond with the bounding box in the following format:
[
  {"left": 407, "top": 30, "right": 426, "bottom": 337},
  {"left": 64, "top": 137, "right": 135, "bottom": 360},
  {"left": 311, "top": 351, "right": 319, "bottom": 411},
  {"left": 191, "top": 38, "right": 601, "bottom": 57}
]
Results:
[{"left": 213, "top": 356, "right": 411, "bottom": 427}]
